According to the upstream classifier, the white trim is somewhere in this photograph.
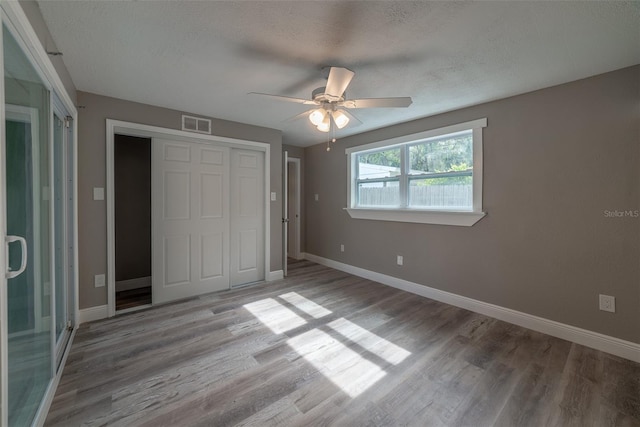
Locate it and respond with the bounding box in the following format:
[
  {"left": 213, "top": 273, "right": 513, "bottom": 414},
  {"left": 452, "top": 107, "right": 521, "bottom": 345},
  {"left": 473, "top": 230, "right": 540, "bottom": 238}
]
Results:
[
  {"left": 472, "top": 126, "right": 484, "bottom": 213},
  {"left": 267, "top": 270, "right": 284, "bottom": 281},
  {"left": 115, "top": 276, "right": 152, "bottom": 292},
  {"left": 287, "top": 157, "right": 302, "bottom": 260},
  {"left": 0, "top": 19, "right": 7, "bottom": 427},
  {"left": 345, "top": 118, "right": 487, "bottom": 226},
  {"left": 72, "top": 117, "right": 79, "bottom": 329},
  {"left": 345, "top": 118, "right": 487, "bottom": 155},
  {"left": 106, "top": 119, "right": 271, "bottom": 317},
  {"left": 78, "top": 305, "right": 108, "bottom": 324},
  {"left": 345, "top": 208, "right": 486, "bottom": 226},
  {"left": 304, "top": 253, "right": 640, "bottom": 363}
]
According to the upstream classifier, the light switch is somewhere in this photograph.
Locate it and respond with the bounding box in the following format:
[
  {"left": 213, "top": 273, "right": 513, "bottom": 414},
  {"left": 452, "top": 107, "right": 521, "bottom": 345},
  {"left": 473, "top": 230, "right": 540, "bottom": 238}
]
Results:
[
  {"left": 314, "top": 194, "right": 319, "bottom": 201},
  {"left": 93, "top": 187, "right": 105, "bottom": 201},
  {"left": 271, "top": 192, "right": 277, "bottom": 201},
  {"left": 94, "top": 274, "right": 105, "bottom": 288}
]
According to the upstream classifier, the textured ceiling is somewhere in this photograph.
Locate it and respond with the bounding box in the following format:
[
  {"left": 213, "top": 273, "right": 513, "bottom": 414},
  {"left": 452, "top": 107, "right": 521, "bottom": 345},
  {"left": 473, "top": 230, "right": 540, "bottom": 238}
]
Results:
[{"left": 37, "top": 1, "right": 640, "bottom": 147}]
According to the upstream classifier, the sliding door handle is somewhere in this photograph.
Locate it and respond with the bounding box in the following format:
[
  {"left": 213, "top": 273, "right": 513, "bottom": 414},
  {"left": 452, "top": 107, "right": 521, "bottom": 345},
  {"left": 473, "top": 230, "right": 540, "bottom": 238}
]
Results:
[{"left": 6, "top": 235, "right": 27, "bottom": 279}]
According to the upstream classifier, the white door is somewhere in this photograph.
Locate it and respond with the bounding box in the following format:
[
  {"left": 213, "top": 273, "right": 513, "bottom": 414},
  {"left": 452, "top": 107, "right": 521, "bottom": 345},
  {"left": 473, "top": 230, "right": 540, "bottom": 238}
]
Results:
[
  {"left": 230, "top": 149, "right": 265, "bottom": 286},
  {"left": 282, "top": 151, "right": 288, "bottom": 276},
  {"left": 287, "top": 159, "right": 300, "bottom": 260},
  {"left": 152, "top": 139, "right": 230, "bottom": 304}
]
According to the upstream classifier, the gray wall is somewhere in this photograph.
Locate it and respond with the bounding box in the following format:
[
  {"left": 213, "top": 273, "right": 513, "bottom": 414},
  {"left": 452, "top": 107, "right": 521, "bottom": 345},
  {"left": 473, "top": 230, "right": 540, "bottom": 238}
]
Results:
[
  {"left": 19, "top": 0, "right": 77, "bottom": 103},
  {"left": 304, "top": 65, "right": 640, "bottom": 344},
  {"left": 283, "top": 144, "right": 305, "bottom": 253},
  {"left": 114, "top": 135, "right": 151, "bottom": 282},
  {"left": 78, "top": 91, "right": 282, "bottom": 309}
]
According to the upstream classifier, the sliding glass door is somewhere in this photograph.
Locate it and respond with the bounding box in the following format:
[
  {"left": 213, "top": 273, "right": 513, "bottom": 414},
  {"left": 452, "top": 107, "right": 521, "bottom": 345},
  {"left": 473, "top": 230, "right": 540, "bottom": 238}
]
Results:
[
  {"left": 53, "top": 105, "right": 74, "bottom": 367},
  {"left": 3, "top": 23, "right": 53, "bottom": 426},
  {"left": 2, "top": 9, "right": 76, "bottom": 423}
]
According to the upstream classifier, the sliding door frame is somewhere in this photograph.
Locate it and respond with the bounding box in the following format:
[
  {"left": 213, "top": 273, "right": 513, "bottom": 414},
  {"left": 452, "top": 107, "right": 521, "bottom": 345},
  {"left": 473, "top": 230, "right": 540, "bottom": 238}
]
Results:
[
  {"left": 106, "top": 120, "right": 271, "bottom": 318},
  {"left": 0, "top": 2, "right": 79, "bottom": 426}
]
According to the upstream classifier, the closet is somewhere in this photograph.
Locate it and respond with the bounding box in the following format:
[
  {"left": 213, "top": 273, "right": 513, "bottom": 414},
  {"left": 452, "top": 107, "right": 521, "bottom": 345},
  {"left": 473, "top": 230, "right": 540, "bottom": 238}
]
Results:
[{"left": 108, "top": 126, "right": 269, "bottom": 314}]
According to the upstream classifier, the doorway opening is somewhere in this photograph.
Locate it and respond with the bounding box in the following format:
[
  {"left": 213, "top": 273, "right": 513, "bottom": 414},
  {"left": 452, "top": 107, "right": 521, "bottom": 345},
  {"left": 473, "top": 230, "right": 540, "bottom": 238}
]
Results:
[
  {"left": 114, "top": 134, "right": 152, "bottom": 311},
  {"left": 284, "top": 154, "right": 301, "bottom": 276}
]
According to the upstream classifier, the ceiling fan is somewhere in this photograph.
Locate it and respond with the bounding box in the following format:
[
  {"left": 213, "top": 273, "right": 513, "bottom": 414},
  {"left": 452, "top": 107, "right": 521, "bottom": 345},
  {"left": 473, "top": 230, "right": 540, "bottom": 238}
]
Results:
[{"left": 249, "top": 66, "right": 413, "bottom": 133}]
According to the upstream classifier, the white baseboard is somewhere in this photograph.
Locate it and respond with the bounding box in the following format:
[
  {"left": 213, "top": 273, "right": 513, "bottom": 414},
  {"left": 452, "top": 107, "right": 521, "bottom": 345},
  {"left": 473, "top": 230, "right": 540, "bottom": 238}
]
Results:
[
  {"left": 115, "top": 276, "right": 151, "bottom": 292},
  {"left": 304, "top": 253, "right": 640, "bottom": 363},
  {"left": 267, "top": 270, "right": 284, "bottom": 281},
  {"left": 79, "top": 305, "right": 108, "bottom": 324}
]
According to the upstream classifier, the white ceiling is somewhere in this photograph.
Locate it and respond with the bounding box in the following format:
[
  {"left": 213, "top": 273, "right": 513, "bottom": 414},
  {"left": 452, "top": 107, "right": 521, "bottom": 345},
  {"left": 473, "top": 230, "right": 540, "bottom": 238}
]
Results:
[{"left": 37, "top": 1, "right": 640, "bottom": 147}]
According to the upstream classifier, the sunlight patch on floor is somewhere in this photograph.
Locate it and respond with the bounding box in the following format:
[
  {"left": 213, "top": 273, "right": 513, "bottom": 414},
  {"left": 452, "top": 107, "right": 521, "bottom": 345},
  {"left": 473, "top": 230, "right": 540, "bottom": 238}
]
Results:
[
  {"left": 279, "top": 292, "right": 332, "bottom": 318},
  {"left": 287, "top": 328, "right": 386, "bottom": 398},
  {"left": 243, "top": 298, "right": 306, "bottom": 334},
  {"left": 245, "top": 293, "right": 411, "bottom": 398},
  {"left": 328, "top": 317, "right": 411, "bottom": 365}
]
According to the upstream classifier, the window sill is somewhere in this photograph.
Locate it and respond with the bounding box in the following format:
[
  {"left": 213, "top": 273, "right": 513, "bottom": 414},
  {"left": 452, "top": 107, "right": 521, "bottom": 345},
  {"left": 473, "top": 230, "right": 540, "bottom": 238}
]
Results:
[{"left": 344, "top": 208, "right": 486, "bottom": 226}]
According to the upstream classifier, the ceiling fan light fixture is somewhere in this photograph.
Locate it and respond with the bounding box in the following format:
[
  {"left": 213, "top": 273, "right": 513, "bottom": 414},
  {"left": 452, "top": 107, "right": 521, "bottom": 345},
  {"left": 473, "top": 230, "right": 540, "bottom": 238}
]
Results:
[
  {"left": 308, "top": 109, "right": 326, "bottom": 126},
  {"left": 317, "top": 114, "right": 331, "bottom": 132},
  {"left": 331, "top": 110, "right": 350, "bottom": 129}
]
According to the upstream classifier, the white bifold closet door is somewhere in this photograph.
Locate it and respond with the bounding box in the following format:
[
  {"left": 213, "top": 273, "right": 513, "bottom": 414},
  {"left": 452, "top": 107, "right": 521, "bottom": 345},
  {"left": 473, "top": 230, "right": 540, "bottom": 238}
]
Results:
[
  {"left": 152, "top": 139, "right": 230, "bottom": 304},
  {"left": 230, "top": 149, "right": 265, "bottom": 287}
]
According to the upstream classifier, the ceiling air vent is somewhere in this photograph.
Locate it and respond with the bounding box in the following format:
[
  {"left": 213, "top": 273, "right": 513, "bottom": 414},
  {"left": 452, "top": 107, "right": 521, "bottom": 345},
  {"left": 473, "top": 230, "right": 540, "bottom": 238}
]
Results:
[{"left": 182, "top": 115, "right": 212, "bottom": 135}]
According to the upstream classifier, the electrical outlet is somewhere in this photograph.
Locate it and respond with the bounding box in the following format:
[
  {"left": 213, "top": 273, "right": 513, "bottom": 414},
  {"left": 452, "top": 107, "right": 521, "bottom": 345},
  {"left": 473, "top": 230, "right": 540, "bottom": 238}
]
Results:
[
  {"left": 599, "top": 294, "right": 615, "bottom": 313},
  {"left": 340, "top": 244, "right": 344, "bottom": 252},
  {"left": 397, "top": 255, "right": 403, "bottom": 266},
  {"left": 94, "top": 274, "right": 105, "bottom": 288}
]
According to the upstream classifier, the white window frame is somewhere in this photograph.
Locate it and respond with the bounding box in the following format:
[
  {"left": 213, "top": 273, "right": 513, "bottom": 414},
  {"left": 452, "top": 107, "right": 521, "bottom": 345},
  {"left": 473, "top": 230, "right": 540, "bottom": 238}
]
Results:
[{"left": 345, "top": 118, "right": 487, "bottom": 226}]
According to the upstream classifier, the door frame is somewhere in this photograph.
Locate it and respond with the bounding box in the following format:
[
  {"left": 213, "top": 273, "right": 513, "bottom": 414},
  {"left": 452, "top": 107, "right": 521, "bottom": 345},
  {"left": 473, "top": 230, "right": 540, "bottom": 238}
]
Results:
[
  {"left": 287, "top": 157, "right": 302, "bottom": 260},
  {"left": 106, "top": 119, "right": 271, "bottom": 318},
  {"left": 51, "top": 99, "right": 74, "bottom": 366},
  {"left": 283, "top": 154, "right": 302, "bottom": 275},
  {"left": 1, "top": 3, "right": 79, "bottom": 426}
]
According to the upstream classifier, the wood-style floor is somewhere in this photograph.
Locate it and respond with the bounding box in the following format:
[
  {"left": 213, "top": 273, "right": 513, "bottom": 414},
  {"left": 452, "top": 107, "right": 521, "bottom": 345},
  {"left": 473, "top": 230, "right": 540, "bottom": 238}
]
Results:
[
  {"left": 116, "top": 286, "right": 152, "bottom": 311},
  {"left": 46, "top": 260, "right": 640, "bottom": 426}
]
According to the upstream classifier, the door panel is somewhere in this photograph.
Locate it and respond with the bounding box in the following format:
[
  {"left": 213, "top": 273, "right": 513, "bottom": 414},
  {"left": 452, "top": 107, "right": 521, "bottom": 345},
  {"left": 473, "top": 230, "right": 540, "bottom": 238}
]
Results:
[
  {"left": 163, "top": 171, "right": 190, "bottom": 219},
  {"left": 163, "top": 235, "right": 190, "bottom": 286},
  {"left": 152, "top": 139, "right": 230, "bottom": 303},
  {"left": 200, "top": 173, "right": 223, "bottom": 218},
  {"left": 282, "top": 151, "right": 288, "bottom": 276},
  {"left": 53, "top": 110, "right": 73, "bottom": 366},
  {"left": 230, "top": 149, "right": 265, "bottom": 286},
  {"left": 239, "top": 229, "right": 257, "bottom": 271},
  {"left": 3, "top": 24, "right": 53, "bottom": 426},
  {"left": 201, "top": 233, "right": 223, "bottom": 279}
]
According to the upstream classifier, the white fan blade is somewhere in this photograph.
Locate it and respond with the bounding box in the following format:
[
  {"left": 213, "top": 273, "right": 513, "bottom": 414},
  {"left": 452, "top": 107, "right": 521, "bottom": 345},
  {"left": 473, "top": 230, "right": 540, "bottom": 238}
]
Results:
[
  {"left": 324, "top": 67, "right": 355, "bottom": 99},
  {"left": 249, "top": 92, "right": 318, "bottom": 105},
  {"left": 341, "top": 97, "right": 413, "bottom": 109},
  {"left": 282, "top": 109, "right": 314, "bottom": 123}
]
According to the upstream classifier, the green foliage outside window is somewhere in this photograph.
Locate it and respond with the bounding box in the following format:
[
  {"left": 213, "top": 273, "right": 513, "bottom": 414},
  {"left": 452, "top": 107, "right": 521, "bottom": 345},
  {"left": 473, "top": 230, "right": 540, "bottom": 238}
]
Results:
[{"left": 358, "top": 133, "right": 473, "bottom": 186}]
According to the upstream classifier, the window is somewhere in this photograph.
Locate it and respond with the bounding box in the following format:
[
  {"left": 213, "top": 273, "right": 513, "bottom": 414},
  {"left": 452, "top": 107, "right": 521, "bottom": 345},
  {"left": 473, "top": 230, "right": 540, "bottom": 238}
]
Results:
[{"left": 346, "top": 119, "right": 487, "bottom": 226}]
